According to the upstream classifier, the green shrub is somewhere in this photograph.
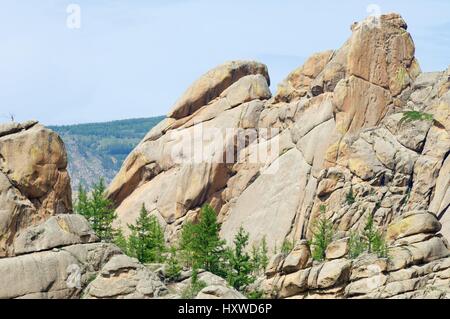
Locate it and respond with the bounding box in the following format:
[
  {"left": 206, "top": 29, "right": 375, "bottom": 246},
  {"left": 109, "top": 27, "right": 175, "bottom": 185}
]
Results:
[
  {"left": 371, "top": 232, "right": 389, "bottom": 258},
  {"left": 399, "top": 110, "right": 434, "bottom": 126},
  {"left": 246, "top": 290, "right": 264, "bottom": 299},
  {"left": 309, "top": 205, "right": 334, "bottom": 262}
]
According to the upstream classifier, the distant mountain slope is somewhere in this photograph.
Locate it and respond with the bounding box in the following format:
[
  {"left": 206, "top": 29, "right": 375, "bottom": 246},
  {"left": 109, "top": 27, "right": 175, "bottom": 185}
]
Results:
[{"left": 50, "top": 117, "right": 164, "bottom": 190}]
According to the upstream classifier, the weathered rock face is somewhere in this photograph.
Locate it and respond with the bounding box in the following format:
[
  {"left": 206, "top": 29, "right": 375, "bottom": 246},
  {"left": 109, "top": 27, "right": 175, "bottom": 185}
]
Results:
[
  {"left": 106, "top": 13, "right": 450, "bottom": 299},
  {"left": 0, "top": 123, "right": 169, "bottom": 299},
  {"left": 108, "top": 13, "right": 449, "bottom": 250},
  {"left": 0, "top": 122, "right": 72, "bottom": 257}
]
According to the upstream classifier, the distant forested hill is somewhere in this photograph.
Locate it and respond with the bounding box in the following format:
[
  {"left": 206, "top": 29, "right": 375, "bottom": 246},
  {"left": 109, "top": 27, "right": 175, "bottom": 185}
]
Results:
[{"left": 50, "top": 116, "right": 164, "bottom": 191}]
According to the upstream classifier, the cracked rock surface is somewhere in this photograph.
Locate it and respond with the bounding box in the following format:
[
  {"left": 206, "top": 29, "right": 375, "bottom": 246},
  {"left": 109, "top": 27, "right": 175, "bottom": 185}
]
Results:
[{"left": 107, "top": 13, "right": 450, "bottom": 298}]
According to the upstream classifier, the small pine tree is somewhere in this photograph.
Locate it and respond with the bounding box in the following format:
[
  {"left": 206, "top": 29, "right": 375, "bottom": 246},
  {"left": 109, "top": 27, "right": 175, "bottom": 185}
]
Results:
[
  {"left": 128, "top": 204, "right": 166, "bottom": 263},
  {"left": 250, "top": 245, "right": 261, "bottom": 276},
  {"left": 75, "top": 184, "right": 89, "bottom": 216},
  {"left": 180, "top": 204, "right": 226, "bottom": 276},
  {"left": 372, "top": 233, "right": 389, "bottom": 258},
  {"left": 165, "top": 246, "right": 182, "bottom": 282},
  {"left": 75, "top": 179, "right": 117, "bottom": 242},
  {"left": 309, "top": 205, "right": 334, "bottom": 262},
  {"left": 347, "top": 215, "right": 389, "bottom": 259},
  {"left": 363, "top": 215, "right": 388, "bottom": 258},
  {"left": 225, "top": 227, "right": 255, "bottom": 292},
  {"left": 179, "top": 221, "right": 196, "bottom": 267}
]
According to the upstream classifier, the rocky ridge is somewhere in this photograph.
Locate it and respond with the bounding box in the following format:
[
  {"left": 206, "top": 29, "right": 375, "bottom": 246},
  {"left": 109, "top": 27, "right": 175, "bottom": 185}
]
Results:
[{"left": 107, "top": 13, "right": 450, "bottom": 298}]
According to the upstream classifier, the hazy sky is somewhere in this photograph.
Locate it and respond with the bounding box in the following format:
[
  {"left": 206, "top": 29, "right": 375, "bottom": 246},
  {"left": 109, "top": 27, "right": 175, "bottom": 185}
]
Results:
[{"left": 0, "top": 0, "right": 449, "bottom": 125}]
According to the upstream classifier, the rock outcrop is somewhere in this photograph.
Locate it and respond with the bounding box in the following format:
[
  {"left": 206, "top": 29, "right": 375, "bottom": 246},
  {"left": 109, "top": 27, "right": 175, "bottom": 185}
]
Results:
[
  {"left": 0, "top": 123, "right": 168, "bottom": 299},
  {"left": 0, "top": 122, "right": 243, "bottom": 299},
  {"left": 1, "top": 12, "right": 448, "bottom": 300},
  {"left": 107, "top": 13, "right": 450, "bottom": 298}
]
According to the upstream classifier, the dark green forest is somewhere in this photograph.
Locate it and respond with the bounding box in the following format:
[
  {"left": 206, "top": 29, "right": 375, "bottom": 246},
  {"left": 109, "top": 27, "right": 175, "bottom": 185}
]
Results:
[{"left": 50, "top": 116, "right": 164, "bottom": 188}]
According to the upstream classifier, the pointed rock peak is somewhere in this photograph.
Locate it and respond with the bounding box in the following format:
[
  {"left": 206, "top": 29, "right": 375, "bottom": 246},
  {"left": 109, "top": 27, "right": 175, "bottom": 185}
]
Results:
[
  {"left": 167, "top": 60, "right": 270, "bottom": 119},
  {"left": 274, "top": 13, "right": 420, "bottom": 104},
  {"left": 274, "top": 50, "right": 334, "bottom": 102},
  {"left": 347, "top": 12, "right": 420, "bottom": 96}
]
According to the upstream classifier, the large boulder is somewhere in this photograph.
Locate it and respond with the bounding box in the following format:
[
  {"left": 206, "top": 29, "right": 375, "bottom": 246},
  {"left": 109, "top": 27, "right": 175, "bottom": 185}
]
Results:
[
  {"left": 281, "top": 241, "right": 311, "bottom": 274},
  {"left": 107, "top": 70, "right": 272, "bottom": 231},
  {"left": 0, "top": 243, "right": 122, "bottom": 299},
  {"left": 13, "top": 215, "right": 98, "bottom": 255},
  {"left": 387, "top": 212, "right": 442, "bottom": 243},
  {"left": 83, "top": 255, "right": 168, "bottom": 299},
  {"left": 0, "top": 122, "right": 72, "bottom": 257},
  {"left": 102, "top": 13, "right": 450, "bottom": 300}
]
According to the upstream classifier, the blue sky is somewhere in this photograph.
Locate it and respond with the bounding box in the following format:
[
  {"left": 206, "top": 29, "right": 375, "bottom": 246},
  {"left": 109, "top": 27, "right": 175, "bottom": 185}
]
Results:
[{"left": 0, "top": 0, "right": 449, "bottom": 125}]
